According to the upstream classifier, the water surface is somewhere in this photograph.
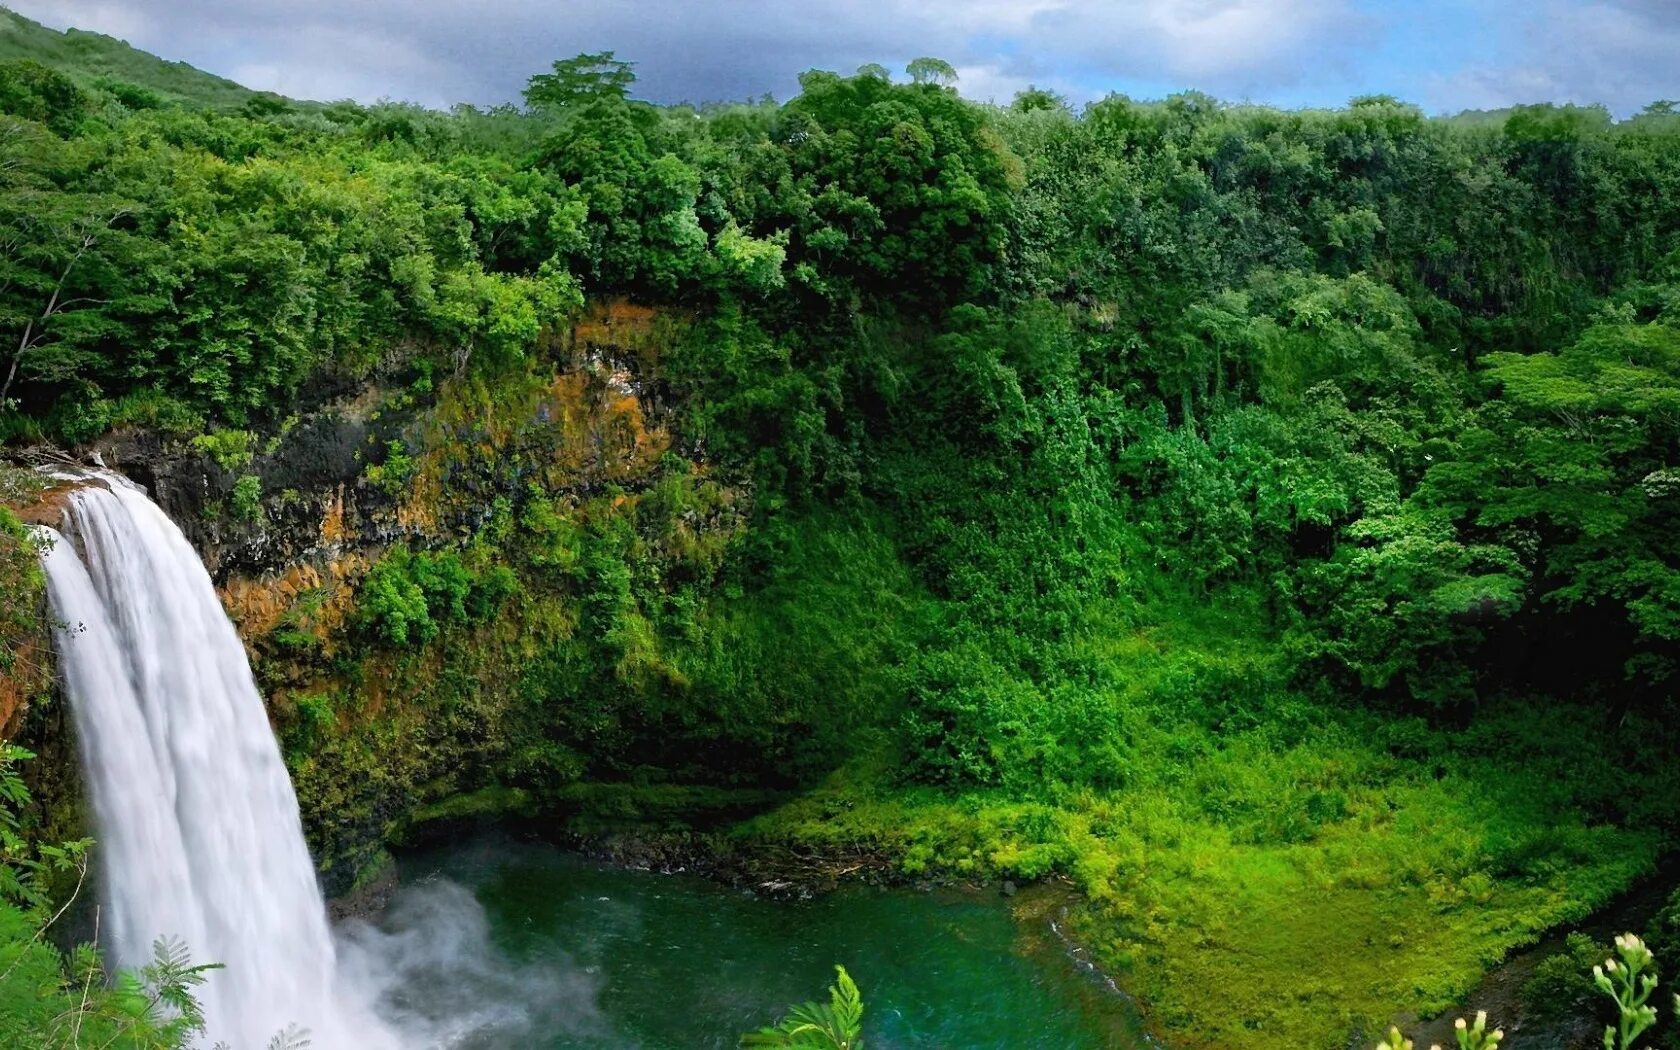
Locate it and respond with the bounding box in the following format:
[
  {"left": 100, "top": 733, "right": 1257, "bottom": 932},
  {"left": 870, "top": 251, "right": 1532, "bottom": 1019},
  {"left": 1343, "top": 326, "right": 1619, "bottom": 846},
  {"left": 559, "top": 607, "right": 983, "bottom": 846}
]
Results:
[{"left": 354, "top": 834, "right": 1146, "bottom": 1049}]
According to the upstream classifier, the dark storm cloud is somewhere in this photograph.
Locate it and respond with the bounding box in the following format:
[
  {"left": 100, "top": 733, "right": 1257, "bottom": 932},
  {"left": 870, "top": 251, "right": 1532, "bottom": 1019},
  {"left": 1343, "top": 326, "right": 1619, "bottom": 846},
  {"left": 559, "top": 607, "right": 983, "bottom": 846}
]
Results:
[
  {"left": 3, "top": 0, "right": 1373, "bottom": 107},
  {"left": 3, "top": 0, "right": 1676, "bottom": 113}
]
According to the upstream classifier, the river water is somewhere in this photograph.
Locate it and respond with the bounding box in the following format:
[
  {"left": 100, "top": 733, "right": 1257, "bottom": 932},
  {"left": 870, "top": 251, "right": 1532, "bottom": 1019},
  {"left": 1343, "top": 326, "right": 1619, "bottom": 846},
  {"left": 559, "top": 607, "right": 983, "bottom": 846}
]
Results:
[{"left": 345, "top": 834, "right": 1149, "bottom": 1049}]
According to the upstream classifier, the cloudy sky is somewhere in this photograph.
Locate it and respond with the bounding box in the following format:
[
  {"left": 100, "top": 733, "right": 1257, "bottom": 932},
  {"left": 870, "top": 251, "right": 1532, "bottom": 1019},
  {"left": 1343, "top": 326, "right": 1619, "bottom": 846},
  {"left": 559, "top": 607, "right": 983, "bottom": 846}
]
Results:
[{"left": 6, "top": 0, "right": 1678, "bottom": 116}]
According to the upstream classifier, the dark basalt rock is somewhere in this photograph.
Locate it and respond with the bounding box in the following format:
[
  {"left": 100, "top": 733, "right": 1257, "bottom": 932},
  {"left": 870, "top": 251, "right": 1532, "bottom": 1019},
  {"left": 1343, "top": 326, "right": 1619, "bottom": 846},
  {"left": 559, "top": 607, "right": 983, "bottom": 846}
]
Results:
[{"left": 86, "top": 394, "right": 406, "bottom": 583}]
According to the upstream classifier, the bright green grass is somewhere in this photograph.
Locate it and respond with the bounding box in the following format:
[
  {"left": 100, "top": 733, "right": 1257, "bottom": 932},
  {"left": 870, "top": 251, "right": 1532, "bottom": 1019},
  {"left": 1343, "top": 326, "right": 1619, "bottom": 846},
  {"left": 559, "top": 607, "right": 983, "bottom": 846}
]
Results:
[
  {"left": 739, "top": 726, "right": 1656, "bottom": 1049},
  {"left": 711, "top": 523, "right": 1666, "bottom": 1048}
]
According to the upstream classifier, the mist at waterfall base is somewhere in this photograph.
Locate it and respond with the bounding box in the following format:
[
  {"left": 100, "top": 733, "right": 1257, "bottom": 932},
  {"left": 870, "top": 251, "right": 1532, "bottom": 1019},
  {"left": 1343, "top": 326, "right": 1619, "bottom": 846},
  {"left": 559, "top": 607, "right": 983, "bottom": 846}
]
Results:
[
  {"left": 375, "top": 834, "right": 1146, "bottom": 1049},
  {"left": 36, "top": 474, "right": 1139, "bottom": 1048},
  {"left": 336, "top": 878, "right": 606, "bottom": 1046}
]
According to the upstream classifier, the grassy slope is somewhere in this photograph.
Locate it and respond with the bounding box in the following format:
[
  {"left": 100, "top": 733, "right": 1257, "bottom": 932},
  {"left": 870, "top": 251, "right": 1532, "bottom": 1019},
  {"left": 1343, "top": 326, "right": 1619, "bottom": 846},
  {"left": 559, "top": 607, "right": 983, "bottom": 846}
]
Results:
[
  {"left": 0, "top": 7, "right": 255, "bottom": 108},
  {"left": 712, "top": 517, "right": 1662, "bottom": 1048}
]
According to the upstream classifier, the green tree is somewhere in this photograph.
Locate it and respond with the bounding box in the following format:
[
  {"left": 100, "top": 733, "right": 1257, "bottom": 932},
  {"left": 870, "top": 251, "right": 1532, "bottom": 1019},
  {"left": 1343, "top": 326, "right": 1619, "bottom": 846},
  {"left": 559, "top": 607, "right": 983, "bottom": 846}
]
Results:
[
  {"left": 0, "top": 59, "right": 87, "bottom": 136},
  {"left": 1010, "top": 86, "right": 1068, "bottom": 113},
  {"left": 905, "top": 57, "right": 957, "bottom": 87},
  {"left": 1422, "top": 314, "right": 1680, "bottom": 689},
  {"left": 0, "top": 191, "right": 136, "bottom": 413},
  {"left": 523, "top": 51, "right": 636, "bottom": 111}
]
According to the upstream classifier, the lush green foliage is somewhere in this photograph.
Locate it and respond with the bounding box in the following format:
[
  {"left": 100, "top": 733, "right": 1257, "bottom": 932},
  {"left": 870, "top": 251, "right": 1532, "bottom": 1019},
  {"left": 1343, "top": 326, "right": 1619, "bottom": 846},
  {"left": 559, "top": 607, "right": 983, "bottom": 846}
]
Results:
[
  {"left": 1522, "top": 932, "right": 1607, "bottom": 1018},
  {"left": 8, "top": 13, "right": 1680, "bottom": 1048},
  {"left": 0, "top": 496, "right": 50, "bottom": 702},
  {"left": 742, "top": 965, "right": 864, "bottom": 1049},
  {"left": 356, "top": 547, "right": 509, "bottom": 646}
]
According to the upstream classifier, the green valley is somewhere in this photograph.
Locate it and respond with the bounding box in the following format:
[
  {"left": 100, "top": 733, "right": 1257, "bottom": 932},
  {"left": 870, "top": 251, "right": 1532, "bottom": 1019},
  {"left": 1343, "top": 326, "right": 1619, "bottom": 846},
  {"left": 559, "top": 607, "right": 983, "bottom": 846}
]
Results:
[{"left": 3, "top": 8, "right": 1680, "bottom": 1047}]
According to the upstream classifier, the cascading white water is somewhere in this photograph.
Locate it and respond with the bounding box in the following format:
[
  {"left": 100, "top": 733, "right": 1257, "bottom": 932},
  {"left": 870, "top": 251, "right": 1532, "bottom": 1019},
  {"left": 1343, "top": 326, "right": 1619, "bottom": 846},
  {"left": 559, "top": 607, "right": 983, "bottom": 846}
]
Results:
[{"left": 36, "top": 474, "right": 400, "bottom": 1049}]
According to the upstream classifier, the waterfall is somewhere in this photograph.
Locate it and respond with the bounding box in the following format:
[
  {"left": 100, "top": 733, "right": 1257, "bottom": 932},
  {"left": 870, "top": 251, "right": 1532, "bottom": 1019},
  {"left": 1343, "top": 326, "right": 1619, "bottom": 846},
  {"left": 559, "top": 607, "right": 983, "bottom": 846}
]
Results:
[{"left": 36, "top": 474, "right": 398, "bottom": 1049}]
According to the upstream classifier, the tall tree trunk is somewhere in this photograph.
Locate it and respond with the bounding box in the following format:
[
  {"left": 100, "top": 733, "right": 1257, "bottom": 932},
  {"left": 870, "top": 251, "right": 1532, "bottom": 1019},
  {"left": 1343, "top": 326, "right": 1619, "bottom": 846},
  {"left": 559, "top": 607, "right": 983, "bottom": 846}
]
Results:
[{"left": 0, "top": 229, "right": 97, "bottom": 408}]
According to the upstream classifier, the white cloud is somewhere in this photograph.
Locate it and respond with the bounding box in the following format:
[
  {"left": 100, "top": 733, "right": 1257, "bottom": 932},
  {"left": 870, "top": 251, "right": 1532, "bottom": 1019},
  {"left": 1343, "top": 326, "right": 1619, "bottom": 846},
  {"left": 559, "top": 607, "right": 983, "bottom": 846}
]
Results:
[
  {"left": 884, "top": 0, "right": 1371, "bottom": 100},
  {"left": 225, "top": 22, "right": 464, "bottom": 104},
  {"left": 1425, "top": 0, "right": 1680, "bottom": 114},
  {"left": 1425, "top": 65, "right": 1562, "bottom": 114},
  {"left": 4, "top": 0, "right": 1673, "bottom": 113},
  {"left": 951, "top": 63, "right": 1038, "bottom": 104},
  {"left": 1034, "top": 0, "right": 1366, "bottom": 82}
]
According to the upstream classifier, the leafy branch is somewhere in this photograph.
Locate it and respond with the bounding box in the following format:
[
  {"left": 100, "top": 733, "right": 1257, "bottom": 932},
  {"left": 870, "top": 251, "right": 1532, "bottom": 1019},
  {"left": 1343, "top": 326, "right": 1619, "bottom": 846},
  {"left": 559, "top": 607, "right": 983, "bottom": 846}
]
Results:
[{"left": 742, "top": 965, "right": 864, "bottom": 1050}]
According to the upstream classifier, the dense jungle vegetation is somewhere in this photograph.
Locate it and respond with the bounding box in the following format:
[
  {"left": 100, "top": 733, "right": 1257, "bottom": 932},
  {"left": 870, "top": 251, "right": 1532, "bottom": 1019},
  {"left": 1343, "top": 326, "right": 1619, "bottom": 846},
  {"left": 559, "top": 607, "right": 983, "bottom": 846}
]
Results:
[{"left": 5, "top": 8, "right": 1680, "bottom": 1047}]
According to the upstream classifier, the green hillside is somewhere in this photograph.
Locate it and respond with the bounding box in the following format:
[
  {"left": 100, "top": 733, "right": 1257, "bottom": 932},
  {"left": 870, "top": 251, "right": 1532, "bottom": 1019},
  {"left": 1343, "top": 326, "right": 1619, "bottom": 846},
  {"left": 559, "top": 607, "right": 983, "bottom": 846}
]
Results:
[{"left": 0, "top": 5, "right": 256, "bottom": 108}]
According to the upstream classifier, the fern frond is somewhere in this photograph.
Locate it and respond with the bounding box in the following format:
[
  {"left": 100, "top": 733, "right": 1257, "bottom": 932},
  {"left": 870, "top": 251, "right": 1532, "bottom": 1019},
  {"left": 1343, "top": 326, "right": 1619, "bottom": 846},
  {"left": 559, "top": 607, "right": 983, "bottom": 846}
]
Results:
[{"left": 740, "top": 965, "right": 864, "bottom": 1049}]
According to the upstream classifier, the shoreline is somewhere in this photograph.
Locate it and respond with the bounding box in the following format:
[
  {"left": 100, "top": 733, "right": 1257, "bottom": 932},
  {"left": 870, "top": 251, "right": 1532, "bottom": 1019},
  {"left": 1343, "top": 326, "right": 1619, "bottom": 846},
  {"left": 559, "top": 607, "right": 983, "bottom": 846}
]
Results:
[
  {"left": 343, "top": 795, "right": 1680, "bottom": 1050},
  {"left": 350, "top": 817, "right": 1158, "bottom": 1044}
]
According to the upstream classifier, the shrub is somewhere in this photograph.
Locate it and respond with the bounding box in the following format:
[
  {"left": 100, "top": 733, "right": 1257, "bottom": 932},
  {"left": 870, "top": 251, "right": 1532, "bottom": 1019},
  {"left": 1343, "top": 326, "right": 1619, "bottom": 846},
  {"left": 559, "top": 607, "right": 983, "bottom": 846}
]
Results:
[
  {"left": 47, "top": 393, "right": 112, "bottom": 445},
  {"left": 410, "top": 550, "right": 472, "bottom": 623},
  {"left": 357, "top": 552, "right": 435, "bottom": 647},
  {"left": 1522, "top": 932, "right": 1605, "bottom": 1018},
  {"left": 229, "top": 473, "right": 263, "bottom": 523},
  {"left": 897, "top": 644, "right": 1016, "bottom": 786},
  {"left": 189, "top": 429, "right": 258, "bottom": 470},
  {"left": 466, "top": 564, "right": 519, "bottom": 621},
  {"left": 363, "top": 440, "right": 415, "bottom": 496},
  {"left": 355, "top": 547, "right": 514, "bottom": 647}
]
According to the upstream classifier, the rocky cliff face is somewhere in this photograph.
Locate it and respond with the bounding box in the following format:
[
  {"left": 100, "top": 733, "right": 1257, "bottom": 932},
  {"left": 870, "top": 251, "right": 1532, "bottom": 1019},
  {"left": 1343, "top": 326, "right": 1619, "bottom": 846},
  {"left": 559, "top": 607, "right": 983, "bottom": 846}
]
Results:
[
  {"left": 0, "top": 469, "right": 80, "bottom": 854},
  {"left": 0, "top": 300, "right": 751, "bottom": 893}
]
